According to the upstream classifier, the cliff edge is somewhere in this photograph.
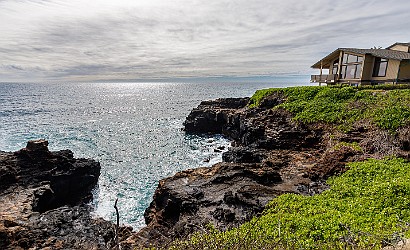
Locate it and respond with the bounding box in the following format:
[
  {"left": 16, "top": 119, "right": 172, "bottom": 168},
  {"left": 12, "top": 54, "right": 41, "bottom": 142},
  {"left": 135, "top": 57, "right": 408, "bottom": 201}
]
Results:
[{"left": 136, "top": 86, "right": 410, "bottom": 248}]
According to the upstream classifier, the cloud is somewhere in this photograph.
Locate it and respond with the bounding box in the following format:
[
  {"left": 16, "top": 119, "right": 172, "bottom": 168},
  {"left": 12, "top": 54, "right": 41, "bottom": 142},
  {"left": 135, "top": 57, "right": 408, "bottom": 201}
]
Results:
[{"left": 1, "top": 0, "right": 410, "bottom": 82}]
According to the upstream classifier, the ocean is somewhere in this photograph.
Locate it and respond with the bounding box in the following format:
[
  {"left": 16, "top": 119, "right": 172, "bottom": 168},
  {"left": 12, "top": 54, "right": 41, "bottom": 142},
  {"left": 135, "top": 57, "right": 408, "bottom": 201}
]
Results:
[{"left": 0, "top": 80, "right": 310, "bottom": 229}]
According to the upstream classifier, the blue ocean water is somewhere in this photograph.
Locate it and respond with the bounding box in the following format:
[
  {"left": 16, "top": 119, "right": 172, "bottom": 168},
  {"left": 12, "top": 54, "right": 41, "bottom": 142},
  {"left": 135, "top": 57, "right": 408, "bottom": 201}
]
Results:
[{"left": 0, "top": 80, "right": 311, "bottom": 229}]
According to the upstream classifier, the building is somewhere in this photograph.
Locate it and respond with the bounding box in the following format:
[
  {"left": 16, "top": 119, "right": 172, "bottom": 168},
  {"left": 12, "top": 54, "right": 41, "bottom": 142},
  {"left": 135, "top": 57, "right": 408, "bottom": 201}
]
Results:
[{"left": 311, "top": 42, "right": 410, "bottom": 85}]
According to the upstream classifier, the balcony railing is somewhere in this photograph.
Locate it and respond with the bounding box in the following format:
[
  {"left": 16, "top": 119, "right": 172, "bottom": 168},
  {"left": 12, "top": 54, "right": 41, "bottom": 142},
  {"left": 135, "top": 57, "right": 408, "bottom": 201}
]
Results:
[{"left": 311, "top": 74, "right": 337, "bottom": 83}]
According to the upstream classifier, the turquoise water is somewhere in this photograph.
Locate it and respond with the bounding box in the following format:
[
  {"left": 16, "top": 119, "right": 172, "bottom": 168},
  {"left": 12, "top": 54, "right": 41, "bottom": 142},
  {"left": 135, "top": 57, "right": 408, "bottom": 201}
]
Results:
[{"left": 0, "top": 80, "right": 310, "bottom": 229}]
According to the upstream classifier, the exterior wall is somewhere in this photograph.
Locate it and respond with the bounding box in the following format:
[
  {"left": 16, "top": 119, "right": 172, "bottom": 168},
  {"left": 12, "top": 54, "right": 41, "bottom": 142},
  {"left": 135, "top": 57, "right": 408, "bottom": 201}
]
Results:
[
  {"left": 389, "top": 44, "right": 410, "bottom": 52},
  {"left": 398, "top": 60, "right": 410, "bottom": 80},
  {"left": 370, "top": 59, "right": 400, "bottom": 82},
  {"left": 361, "top": 54, "right": 375, "bottom": 81}
]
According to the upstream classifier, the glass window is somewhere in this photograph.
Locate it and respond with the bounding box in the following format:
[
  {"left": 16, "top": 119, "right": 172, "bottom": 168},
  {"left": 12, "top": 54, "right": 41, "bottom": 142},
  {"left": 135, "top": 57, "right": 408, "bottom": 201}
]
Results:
[
  {"left": 340, "top": 53, "right": 364, "bottom": 79},
  {"left": 346, "top": 64, "right": 356, "bottom": 79},
  {"left": 355, "top": 64, "right": 362, "bottom": 79},
  {"left": 373, "top": 58, "right": 388, "bottom": 77},
  {"left": 347, "top": 54, "right": 357, "bottom": 63},
  {"left": 378, "top": 61, "right": 387, "bottom": 76},
  {"left": 332, "top": 59, "right": 339, "bottom": 75},
  {"left": 342, "top": 53, "right": 348, "bottom": 64},
  {"left": 341, "top": 65, "right": 347, "bottom": 78}
]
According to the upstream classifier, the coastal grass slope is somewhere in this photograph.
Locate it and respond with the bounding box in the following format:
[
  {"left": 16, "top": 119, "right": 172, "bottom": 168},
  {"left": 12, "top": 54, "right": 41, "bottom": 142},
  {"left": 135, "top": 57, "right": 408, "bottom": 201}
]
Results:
[
  {"left": 249, "top": 85, "right": 410, "bottom": 131},
  {"left": 169, "top": 158, "right": 410, "bottom": 249}
]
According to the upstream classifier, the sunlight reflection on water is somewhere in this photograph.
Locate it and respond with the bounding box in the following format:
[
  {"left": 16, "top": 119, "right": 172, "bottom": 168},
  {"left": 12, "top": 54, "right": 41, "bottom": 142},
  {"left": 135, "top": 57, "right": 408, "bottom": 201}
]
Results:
[{"left": 0, "top": 80, "right": 310, "bottom": 229}]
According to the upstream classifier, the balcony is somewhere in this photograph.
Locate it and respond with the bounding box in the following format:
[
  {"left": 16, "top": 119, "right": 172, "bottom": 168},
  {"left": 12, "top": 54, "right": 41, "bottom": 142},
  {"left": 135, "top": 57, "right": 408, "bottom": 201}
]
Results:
[{"left": 310, "top": 74, "right": 337, "bottom": 83}]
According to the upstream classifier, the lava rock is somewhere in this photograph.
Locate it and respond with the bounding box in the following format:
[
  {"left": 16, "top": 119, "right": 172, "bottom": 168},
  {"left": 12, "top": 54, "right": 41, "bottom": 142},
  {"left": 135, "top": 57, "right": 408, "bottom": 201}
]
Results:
[
  {"left": 135, "top": 162, "right": 284, "bottom": 247},
  {"left": 184, "top": 98, "right": 321, "bottom": 150},
  {"left": 183, "top": 97, "right": 249, "bottom": 134},
  {"left": 0, "top": 140, "right": 130, "bottom": 250}
]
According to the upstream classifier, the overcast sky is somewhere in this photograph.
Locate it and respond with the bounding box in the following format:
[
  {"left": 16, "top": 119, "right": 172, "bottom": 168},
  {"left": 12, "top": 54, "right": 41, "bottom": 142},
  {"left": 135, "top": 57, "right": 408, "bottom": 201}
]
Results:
[{"left": 1, "top": 0, "right": 410, "bottom": 82}]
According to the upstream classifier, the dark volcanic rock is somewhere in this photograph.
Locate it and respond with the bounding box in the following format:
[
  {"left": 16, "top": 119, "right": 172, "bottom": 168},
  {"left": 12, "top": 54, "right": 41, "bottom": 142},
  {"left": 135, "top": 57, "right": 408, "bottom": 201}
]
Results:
[
  {"left": 0, "top": 140, "right": 128, "bottom": 250},
  {"left": 222, "top": 147, "right": 267, "bottom": 163},
  {"left": 1, "top": 139, "right": 100, "bottom": 211},
  {"left": 134, "top": 149, "right": 329, "bottom": 247},
  {"left": 258, "top": 91, "right": 286, "bottom": 109},
  {"left": 135, "top": 162, "right": 285, "bottom": 247},
  {"left": 183, "top": 97, "right": 249, "bottom": 134},
  {"left": 184, "top": 98, "right": 321, "bottom": 150}
]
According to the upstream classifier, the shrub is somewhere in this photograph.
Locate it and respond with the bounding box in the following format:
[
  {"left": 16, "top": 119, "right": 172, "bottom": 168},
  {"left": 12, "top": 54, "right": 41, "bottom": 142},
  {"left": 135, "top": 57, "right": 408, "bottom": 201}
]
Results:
[{"left": 249, "top": 86, "right": 410, "bottom": 131}]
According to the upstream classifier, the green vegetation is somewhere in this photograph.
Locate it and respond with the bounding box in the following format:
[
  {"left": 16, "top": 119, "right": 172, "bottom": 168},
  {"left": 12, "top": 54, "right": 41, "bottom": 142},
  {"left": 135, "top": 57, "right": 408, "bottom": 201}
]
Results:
[
  {"left": 248, "top": 85, "right": 410, "bottom": 131},
  {"left": 332, "top": 141, "right": 362, "bottom": 152},
  {"left": 169, "top": 158, "right": 410, "bottom": 249}
]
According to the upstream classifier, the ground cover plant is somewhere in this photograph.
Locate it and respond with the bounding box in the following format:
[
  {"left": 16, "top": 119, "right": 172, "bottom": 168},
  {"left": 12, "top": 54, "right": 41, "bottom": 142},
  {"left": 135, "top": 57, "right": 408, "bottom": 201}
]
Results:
[
  {"left": 248, "top": 85, "right": 410, "bottom": 131},
  {"left": 168, "top": 158, "right": 410, "bottom": 249}
]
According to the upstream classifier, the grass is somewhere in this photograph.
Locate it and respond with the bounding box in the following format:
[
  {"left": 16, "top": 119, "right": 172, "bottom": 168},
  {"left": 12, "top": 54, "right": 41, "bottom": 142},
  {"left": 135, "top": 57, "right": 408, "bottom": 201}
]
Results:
[
  {"left": 248, "top": 85, "right": 410, "bottom": 132},
  {"left": 168, "top": 158, "right": 410, "bottom": 249}
]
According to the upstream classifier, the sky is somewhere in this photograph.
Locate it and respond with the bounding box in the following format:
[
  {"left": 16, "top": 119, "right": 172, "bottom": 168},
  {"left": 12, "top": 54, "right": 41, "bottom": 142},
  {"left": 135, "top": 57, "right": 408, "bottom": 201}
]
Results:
[{"left": 1, "top": 0, "right": 410, "bottom": 82}]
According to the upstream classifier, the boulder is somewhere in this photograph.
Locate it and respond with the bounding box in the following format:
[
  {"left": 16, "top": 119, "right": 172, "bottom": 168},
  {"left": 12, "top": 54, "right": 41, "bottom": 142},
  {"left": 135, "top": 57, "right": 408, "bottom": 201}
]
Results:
[{"left": 0, "top": 140, "right": 128, "bottom": 249}]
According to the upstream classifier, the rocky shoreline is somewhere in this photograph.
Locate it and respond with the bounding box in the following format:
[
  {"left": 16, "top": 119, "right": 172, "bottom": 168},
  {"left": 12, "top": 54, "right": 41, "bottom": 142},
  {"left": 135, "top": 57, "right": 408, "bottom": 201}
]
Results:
[
  {"left": 1, "top": 94, "right": 409, "bottom": 249},
  {"left": 0, "top": 140, "right": 132, "bottom": 249},
  {"left": 135, "top": 95, "right": 409, "bottom": 248}
]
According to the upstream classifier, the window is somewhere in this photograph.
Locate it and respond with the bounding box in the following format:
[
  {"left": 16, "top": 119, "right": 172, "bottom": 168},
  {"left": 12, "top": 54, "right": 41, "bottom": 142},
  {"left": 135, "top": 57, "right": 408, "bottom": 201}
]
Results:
[
  {"left": 373, "top": 57, "right": 388, "bottom": 77},
  {"left": 340, "top": 53, "right": 363, "bottom": 79},
  {"left": 347, "top": 54, "right": 358, "bottom": 63},
  {"left": 346, "top": 65, "right": 356, "bottom": 79},
  {"left": 355, "top": 64, "right": 362, "bottom": 78},
  {"left": 332, "top": 59, "right": 339, "bottom": 75},
  {"left": 341, "top": 65, "right": 347, "bottom": 77},
  {"left": 342, "top": 53, "right": 349, "bottom": 64}
]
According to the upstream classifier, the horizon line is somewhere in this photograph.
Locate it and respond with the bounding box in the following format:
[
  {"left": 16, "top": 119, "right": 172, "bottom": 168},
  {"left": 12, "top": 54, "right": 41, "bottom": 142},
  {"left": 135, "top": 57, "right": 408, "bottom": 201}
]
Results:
[{"left": 0, "top": 74, "right": 311, "bottom": 84}]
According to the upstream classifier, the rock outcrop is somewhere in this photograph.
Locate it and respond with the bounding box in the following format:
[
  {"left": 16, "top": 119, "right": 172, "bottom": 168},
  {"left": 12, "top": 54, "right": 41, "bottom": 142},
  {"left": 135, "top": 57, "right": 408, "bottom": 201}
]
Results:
[
  {"left": 0, "top": 140, "right": 130, "bottom": 249},
  {"left": 183, "top": 97, "right": 249, "bottom": 134},
  {"left": 184, "top": 97, "right": 321, "bottom": 149},
  {"left": 136, "top": 96, "right": 410, "bottom": 247}
]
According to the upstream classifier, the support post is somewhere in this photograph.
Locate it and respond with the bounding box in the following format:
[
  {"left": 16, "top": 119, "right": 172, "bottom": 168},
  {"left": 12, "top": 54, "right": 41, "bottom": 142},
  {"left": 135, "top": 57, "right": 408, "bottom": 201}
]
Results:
[
  {"left": 337, "top": 51, "right": 343, "bottom": 83},
  {"left": 319, "top": 60, "right": 323, "bottom": 86}
]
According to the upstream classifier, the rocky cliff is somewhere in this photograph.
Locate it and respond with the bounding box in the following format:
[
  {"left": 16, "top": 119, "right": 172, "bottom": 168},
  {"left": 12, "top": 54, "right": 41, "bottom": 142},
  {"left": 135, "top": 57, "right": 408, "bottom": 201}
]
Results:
[
  {"left": 136, "top": 94, "right": 410, "bottom": 247},
  {"left": 3, "top": 89, "right": 408, "bottom": 249},
  {"left": 0, "top": 140, "right": 132, "bottom": 249}
]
